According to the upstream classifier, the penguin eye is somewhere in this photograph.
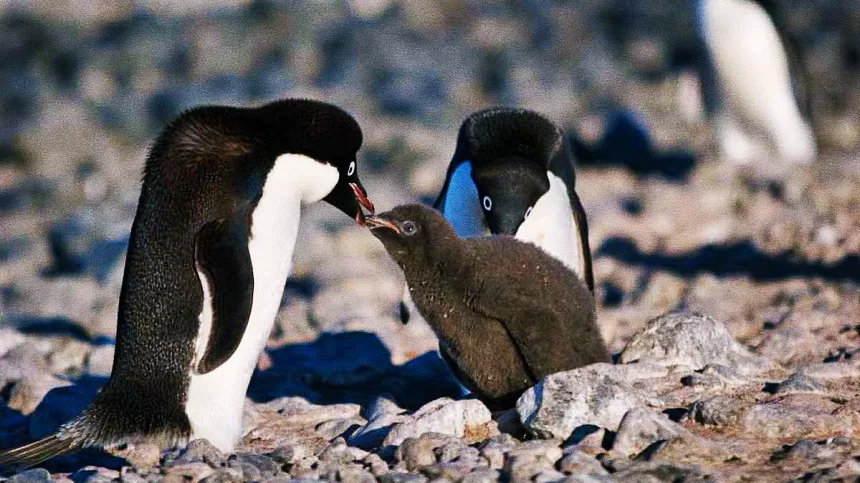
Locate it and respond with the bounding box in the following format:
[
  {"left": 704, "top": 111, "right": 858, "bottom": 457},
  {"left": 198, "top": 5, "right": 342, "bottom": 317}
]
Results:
[
  {"left": 347, "top": 161, "right": 356, "bottom": 176},
  {"left": 482, "top": 195, "right": 492, "bottom": 211},
  {"left": 524, "top": 206, "right": 533, "bottom": 220},
  {"left": 401, "top": 221, "right": 418, "bottom": 236}
]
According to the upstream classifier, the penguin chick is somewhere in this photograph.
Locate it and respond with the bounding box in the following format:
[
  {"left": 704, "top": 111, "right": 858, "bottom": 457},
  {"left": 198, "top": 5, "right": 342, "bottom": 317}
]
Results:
[
  {"left": 369, "top": 204, "right": 610, "bottom": 409},
  {"left": 0, "top": 98, "right": 375, "bottom": 470}
]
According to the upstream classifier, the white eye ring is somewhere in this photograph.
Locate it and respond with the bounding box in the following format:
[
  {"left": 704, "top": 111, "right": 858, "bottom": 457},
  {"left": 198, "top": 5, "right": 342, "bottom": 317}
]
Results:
[
  {"left": 347, "top": 161, "right": 356, "bottom": 176},
  {"left": 482, "top": 195, "right": 492, "bottom": 211},
  {"left": 524, "top": 206, "right": 533, "bottom": 220}
]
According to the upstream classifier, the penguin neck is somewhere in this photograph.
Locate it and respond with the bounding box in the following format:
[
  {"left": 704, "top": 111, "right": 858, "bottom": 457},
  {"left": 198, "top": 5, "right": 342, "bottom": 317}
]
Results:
[{"left": 400, "top": 232, "right": 472, "bottom": 308}]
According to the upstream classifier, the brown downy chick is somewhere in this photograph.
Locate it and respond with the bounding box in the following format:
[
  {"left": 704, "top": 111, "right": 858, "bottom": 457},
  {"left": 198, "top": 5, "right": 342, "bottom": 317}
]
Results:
[{"left": 367, "top": 204, "right": 609, "bottom": 409}]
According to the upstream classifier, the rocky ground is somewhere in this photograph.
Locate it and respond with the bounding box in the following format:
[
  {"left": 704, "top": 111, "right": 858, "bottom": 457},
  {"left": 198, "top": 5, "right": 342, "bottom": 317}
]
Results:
[{"left": 1, "top": 1, "right": 860, "bottom": 482}]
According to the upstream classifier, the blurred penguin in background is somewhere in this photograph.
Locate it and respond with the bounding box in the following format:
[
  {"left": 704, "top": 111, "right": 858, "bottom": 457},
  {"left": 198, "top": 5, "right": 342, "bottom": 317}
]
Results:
[{"left": 694, "top": 0, "right": 817, "bottom": 164}]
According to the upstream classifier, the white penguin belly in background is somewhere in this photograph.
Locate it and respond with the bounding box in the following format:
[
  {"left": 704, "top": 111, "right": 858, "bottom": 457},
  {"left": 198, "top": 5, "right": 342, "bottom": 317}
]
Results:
[{"left": 699, "top": 0, "right": 816, "bottom": 164}]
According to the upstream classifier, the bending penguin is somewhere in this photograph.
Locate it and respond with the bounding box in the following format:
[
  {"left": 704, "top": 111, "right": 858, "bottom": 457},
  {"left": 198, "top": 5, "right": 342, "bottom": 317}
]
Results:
[
  {"left": 0, "top": 99, "right": 375, "bottom": 468},
  {"left": 400, "top": 107, "right": 594, "bottom": 324},
  {"left": 695, "top": 0, "right": 816, "bottom": 164}
]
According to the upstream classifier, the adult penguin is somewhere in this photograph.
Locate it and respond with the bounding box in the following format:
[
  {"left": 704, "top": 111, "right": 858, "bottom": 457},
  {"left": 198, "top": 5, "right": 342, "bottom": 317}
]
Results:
[
  {"left": 696, "top": 0, "right": 817, "bottom": 164},
  {"left": 401, "top": 107, "right": 594, "bottom": 324},
  {"left": 0, "top": 99, "right": 375, "bottom": 468}
]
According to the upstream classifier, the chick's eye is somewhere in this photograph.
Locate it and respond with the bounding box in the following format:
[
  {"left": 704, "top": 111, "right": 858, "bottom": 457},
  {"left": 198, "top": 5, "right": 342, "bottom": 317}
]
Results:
[
  {"left": 401, "top": 220, "right": 417, "bottom": 236},
  {"left": 347, "top": 161, "right": 356, "bottom": 176},
  {"left": 524, "top": 206, "right": 533, "bottom": 220},
  {"left": 482, "top": 195, "right": 492, "bottom": 211}
]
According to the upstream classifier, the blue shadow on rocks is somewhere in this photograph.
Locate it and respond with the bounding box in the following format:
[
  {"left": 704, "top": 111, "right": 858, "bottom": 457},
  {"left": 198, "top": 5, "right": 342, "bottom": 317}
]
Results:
[
  {"left": 10, "top": 316, "right": 93, "bottom": 343},
  {"left": 0, "top": 376, "right": 125, "bottom": 474},
  {"left": 599, "top": 236, "right": 860, "bottom": 282},
  {"left": 250, "top": 331, "right": 462, "bottom": 410},
  {"left": 570, "top": 111, "right": 696, "bottom": 181}
]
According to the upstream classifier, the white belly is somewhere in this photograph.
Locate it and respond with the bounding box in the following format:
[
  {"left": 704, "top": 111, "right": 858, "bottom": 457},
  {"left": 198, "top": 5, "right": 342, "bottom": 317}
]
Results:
[
  {"left": 184, "top": 154, "right": 336, "bottom": 452},
  {"left": 700, "top": 0, "right": 815, "bottom": 164}
]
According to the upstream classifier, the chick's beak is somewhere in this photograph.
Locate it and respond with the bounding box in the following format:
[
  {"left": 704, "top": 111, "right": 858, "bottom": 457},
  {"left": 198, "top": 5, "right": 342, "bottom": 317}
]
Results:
[{"left": 365, "top": 216, "right": 400, "bottom": 234}]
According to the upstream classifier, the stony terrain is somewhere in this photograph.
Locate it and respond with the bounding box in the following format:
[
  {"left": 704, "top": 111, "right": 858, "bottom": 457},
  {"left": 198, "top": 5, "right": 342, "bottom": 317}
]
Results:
[{"left": 1, "top": 1, "right": 859, "bottom": 482}]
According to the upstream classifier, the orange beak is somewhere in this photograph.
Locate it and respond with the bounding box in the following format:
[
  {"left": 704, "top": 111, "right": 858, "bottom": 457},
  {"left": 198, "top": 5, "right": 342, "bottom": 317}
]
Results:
[{"left": 350, "top": 183, "right": 375, "bottom": 226}]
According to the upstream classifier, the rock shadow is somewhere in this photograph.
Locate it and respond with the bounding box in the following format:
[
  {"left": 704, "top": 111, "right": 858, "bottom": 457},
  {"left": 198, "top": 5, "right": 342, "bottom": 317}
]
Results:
[
  {"left": 598, "top": 236, "right": 860, "bottom": 283},
  {"left": 250, "top": 331, "right": 462, "bottom": 410},
  {"left": 0, "top": 376, "right": 125, "bottom": 474}
]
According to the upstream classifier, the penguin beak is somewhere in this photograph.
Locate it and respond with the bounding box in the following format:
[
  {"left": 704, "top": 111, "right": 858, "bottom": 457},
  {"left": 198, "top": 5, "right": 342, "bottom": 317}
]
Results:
[
  {"left": 366, "top": 216, "right": 400, "bottom": 234},
  {"left": 350, "top": 183, "right": 376, "bottom": 215}
]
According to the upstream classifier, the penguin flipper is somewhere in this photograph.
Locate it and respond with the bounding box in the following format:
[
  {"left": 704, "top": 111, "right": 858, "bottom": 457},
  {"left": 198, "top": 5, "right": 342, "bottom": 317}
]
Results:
[
  {"left": 0, "top": 434, "right": 79, "bottom": 471},
  {"left": 194, "top": 213, "right": 254, "bottom": 374},
  {"left": 570, "top": 191, "right": 595, "bottom": 294}
]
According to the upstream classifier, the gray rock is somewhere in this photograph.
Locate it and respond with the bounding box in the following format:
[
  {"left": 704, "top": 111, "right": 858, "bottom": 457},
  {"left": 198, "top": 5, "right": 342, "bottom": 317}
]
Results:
[
  {"left": 689, "top": 396, "right": 749, "bottom": 427},
  {"left": 394, "top": 433, "right": 454, "bottom": 470},
  {"left": 164, "top": 461, "right": 215, "bottom": 482},
  {"left": 743, "top": 394, "right": 853, "bottom": 439},
  {"left": 316, "top": 416, "right": 366, "bottom": 441},
  {"left": 612, "top": 461, "right": 706, "bottom": 482},
  {"left": 532, "top": 470, "right": 567, "bottom": 483},
  {"left": 383, "top": 398, "right": 496, "bottom": 447},
  {"left": 612, "top": 408, "right": 687, "bottom": 456},
  {"left": 438, "top": 442, "right": 479, "bottom": 464},
  {"left": 179, "top": 439, "right": 226, "bottom": 466},
  {"left": 269, "top": 443, "right": 310, "bottom": 465},
  {"left": 199, "top": 469, "right": 244, "bottom": 483},
  {"left": 85, "top": 344, "right": 115, "bottom": 377},
  {"left": 460, "top": 468, "right": 501, "bottom": 483},
  {"left": 517, "top": 363, "right": 658, "bottom": 440},
  {"left": 378, "top": 472, "right": 429, "bottom": 483},
  {"left": 261, "top": 397, "right": 361, "bottom": 426},
  {"left": 232, "top": 454, "right": 282, "bottom": 479},
  {"left": 125, "top": 442, "right": 161, "bottom": 469},
  {"left": 421, "top": 461, "right": 475, "bottom": 481},
  {"left": 0, "top": 327, "right": 26, "bottom": 359},
  {"left": 504, "top": 441, "right": 564, "bottom": 483},
  {"left": 557, "top": 450, "right": 607, "bottom": 476},
  {"left": 337, "top": 467, "right": 377, "bottom": 483},
  {"left": 619, "top": 311, "right": 776, "bottom": 376},
  {"left": 363, "top": 453, "right": 390, "bottom": 475},
  {"left": 797, "top": 362, "right": 860, "bottom": 381},
  {"left": 350, "top": 397, "right": 408, "bottom": 449},
  {"left": 319, "top": 437, "right": 361, "bottom": 465},
  {"left": 776, "top": 373, "right": 825, "bottom": 394},
  {"left": 8, "top": 469, "right": 51, "bottom": 483},
  {"left": 7, "top": 373, "right": 72, "bottom": 415}
]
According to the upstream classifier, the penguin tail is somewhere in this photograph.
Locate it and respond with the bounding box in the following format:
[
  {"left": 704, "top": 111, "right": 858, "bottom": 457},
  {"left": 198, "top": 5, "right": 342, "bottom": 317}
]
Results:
[{"left": 0, "top": 434, "right": 81, "bottom": 471}]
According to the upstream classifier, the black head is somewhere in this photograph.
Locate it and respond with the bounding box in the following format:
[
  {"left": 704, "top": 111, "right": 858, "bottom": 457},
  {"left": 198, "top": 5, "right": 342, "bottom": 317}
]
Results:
[
  {"left": 450, "top": 107, "right": 566, "bottom": 234},
  {"left": 256, "top": 99, "right": 374, "bottom": 222},
  {"left": 158, "top": 99, "right": 375, "bottom": 224},
  {"left": 366, "top": 204, "right": 455, "bottom": 270}
]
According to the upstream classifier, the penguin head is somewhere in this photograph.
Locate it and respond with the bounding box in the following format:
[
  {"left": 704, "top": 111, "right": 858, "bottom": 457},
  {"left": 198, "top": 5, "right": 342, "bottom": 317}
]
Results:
[
  {"left": 257, "top": 99, "right": 375, "bottom": 223},
  {"left": 448, "top": 107, "right": 566, "bottom": 235},
  {"left": 366, "top": 204, "right": 453, "bottom": 269},
  {"left": 470, "top": 157, "right": 549, "bottom": 235}
]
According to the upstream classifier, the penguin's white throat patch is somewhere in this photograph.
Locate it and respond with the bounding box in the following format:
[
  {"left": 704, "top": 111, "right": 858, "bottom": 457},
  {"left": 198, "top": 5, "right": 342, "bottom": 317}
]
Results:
[{"left": 271, "top": 153, "right": 339, "bottom": 203}]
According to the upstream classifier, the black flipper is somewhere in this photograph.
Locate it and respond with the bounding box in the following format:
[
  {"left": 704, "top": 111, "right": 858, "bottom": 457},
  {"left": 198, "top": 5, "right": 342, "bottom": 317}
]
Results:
[
  {"left": 570, "top": 191, "right": 595, "bottom": 294},
  {"left": 194, "top": 211, "right": 254, "bottom": 374},
  {"left": 0, "top": 435, "right": 79, "bottom": 472}
]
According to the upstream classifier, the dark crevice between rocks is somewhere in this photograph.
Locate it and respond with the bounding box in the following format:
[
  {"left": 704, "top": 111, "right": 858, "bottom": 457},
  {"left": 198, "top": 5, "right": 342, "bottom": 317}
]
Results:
[
  {"left": 762, "top": 382, "right": 781, "bottom": 394},
  {"left": 662, "top": 408, "right": 687, "bottom": 423}
]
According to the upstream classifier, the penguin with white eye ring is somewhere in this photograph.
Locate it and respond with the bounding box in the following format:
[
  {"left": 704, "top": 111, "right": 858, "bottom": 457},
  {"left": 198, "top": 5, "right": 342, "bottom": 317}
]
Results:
[{"left": 399, "top": 107, "right": 594, "bottom": 328}]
